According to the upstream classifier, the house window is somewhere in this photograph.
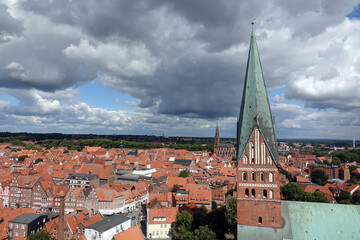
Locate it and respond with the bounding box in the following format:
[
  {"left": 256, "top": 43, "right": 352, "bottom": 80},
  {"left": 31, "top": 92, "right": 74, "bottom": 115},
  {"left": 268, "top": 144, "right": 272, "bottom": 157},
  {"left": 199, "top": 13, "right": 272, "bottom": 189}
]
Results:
[
  {"left": 251, "top": 189, "right": 255, "bottom": 197},
  {"left": 242, "top": 172, "right": 247, "bottom": 181},
  {"left": 258, "top": 216, "right": 262, "bottom": 224}
]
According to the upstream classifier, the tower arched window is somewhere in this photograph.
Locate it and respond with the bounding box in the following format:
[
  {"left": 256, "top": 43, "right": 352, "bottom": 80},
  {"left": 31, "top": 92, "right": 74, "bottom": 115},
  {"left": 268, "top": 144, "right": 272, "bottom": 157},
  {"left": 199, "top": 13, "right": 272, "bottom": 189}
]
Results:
[
  {"left": 251, "top": 172, "right": 256, "bottom": 181},
  {"left": 242, "top": 172, "right": 247, "bottom": 181},
  {"left": 251, "top": 189, "right": 255, "bottom": 197},
  {"left": 258, "top": 216, "right": 262, "bottom": 225},
  {"left": 243, "top": 155, "right": 248, "bottom": 165},
  {"left": 267, "top": 156, "right": 272, "bottom": 165},
  {"left": 263, "top": 189, "right": 267, "bottom": 198},
  {"left": 261, "top": 143, "right": 266, "bottom": 165},
  {"left": 269, "top": 172, "right": 274, "bottom": 183},
  {"left": 269, "top": 190, "right": 273, "bottom": 199},
  {"left": 249, "top": 142, "right": 255, "bottom": 164},
  {"left": 245, "top": 189, "right": 249, "bottom": 197},
  {"left": 260, "top": 172, "right": 265, "bottom": 182}
]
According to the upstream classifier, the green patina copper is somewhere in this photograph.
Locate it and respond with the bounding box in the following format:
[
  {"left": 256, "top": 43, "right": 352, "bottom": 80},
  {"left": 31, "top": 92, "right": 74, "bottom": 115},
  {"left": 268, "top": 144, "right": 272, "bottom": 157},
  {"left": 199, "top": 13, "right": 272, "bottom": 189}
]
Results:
[
  {"left": 238, "top": 201, "right": 360, "bottom": 240},
  {"left": 236, "top": 29, "right": 279, "bottom": 166}
]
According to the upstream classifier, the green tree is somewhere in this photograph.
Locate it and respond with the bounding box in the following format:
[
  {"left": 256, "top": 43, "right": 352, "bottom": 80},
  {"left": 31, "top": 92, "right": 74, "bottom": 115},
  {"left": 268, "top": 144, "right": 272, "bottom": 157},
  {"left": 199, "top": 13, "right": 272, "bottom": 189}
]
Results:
[
  {"left": 192, "top": 206, "right": 208, "bottom": 231},
  {"left": 171, "top": 184, "right": 180, "bottom": 192},
  {"left": 335, "top": 191, "right": 353, "bottom": 204},
  {"left": 211, "top": 201, "right": 217, "bottom": 211},
  {"left": 280, "top": 169, "right": 293, "bottom": 182},
  {"left": 34, "top": 158, "right": 43, "bottom": 164},
  {"left": 173, "top": 225, "right": 193, "bottom": 240},
  {"left": 311, "top": 169, "right": 328, "bottom": 185},
  {"left": 27, "top": 229, "right": 51, "bottom": 240},
  {"left": 323, "top": 159, "right": 330, "bottom": 165},
  {"left": 225, "top": 198, "right": 237, "bottom": 235},
  {"left": 281, "top": 183, "right": 305, "bottom": 201},
  {"left": 173, "top": 211, "right": 193, "bottom": 240},
  {"left": 175, "top": 211, "right": 193, "bottom": 230},
  {"left": 312, "top": 190, "right": 330, "bottom": 203},
  {"left": 179, "top": 169, "right": 190, "bottom": 178},
  {"left": 18, "top": 155, "right": 28, "bottom": 162},
  {"left": 194, "top": 225, "right": 217, "bottom": 240},
  {"left": 347, "top": 177, "right": 359, "bottom": 185},
  {"left": 207, "top": 208, "right": 228, "bottom": 240},
  {"left": 331, "top": 157, "right": 341, "bottom": 165}
]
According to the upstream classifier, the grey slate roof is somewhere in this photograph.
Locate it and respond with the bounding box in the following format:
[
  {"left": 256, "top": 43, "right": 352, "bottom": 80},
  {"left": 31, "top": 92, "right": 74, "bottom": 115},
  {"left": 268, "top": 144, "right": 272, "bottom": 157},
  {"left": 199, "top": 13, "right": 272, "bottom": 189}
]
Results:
[
  {"left": 173, "top": 159, "right": 192, "bottom": 167},
  {"left": 67, "top": 173, "right": 99, "bottom": 180},
  {"left": 237, "top": 201, "right": 360, "bottom": 240},
  {"left": 86, "top": 214, "right": 130, "bottom": 233},
  {"left": 10, "top": 213, "right": 45, "bottom": 224}
]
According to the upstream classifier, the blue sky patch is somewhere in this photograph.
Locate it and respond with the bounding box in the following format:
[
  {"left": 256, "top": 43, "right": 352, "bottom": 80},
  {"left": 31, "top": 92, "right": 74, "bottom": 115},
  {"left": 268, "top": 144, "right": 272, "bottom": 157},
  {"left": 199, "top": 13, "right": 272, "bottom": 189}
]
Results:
[
  {"left": 0, "top": 94, "right": 19, "bottom": 105},
  {"left": 79, "top": 80, "right": 137, "bottom": 110},
  {"left": 347, "top": 3, "right": 360, "bottom": 19}
]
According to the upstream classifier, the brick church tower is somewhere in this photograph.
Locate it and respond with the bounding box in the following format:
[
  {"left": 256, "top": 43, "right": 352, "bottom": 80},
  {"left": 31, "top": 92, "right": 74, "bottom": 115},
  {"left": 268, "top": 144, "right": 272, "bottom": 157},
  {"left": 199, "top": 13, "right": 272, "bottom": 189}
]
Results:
[
  {"left": 236, "top": 26, "right": 282, "bottom": 228},
  {"left": 214, "top": 124, "right": 220, "bottom": 150}
]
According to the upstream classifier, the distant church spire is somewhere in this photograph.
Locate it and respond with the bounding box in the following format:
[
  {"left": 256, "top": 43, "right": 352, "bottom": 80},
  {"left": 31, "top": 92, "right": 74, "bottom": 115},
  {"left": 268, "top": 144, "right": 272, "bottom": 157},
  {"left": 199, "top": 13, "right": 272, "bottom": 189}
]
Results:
[
  {"left": 236, "top": 27, "right": 279, "bottom": 166},
  {"left": 214, "top": 124, "right": 220, "bottom": 149}
]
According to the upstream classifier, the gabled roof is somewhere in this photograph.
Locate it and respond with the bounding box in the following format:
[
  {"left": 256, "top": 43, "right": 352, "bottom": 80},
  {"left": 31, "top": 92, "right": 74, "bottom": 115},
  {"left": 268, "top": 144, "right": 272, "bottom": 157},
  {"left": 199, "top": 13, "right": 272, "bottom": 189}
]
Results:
[
  {"left": 114, "top": 225, "right": 144, "bottom": 240},
  {"left": 86, "top": 214, "right": 130, "bottom": 233},
  {"left": 9, "top": 213, "right": 46, "bottom": 224},
  {"left": 236, "top": 29, "right": 279, "bottom": 167}
]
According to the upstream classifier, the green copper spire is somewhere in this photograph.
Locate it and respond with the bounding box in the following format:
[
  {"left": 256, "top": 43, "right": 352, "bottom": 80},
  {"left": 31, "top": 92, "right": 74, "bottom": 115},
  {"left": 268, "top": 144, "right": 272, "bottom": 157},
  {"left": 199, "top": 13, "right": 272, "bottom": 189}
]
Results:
[{"left": 236, "top": 29, "right": 279, "bottom": 166}]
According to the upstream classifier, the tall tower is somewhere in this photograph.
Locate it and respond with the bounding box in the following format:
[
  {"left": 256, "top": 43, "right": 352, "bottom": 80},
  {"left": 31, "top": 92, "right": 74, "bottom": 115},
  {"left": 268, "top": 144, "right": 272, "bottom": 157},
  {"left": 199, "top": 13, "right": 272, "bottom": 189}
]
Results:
[
  {"left": 236, "top": 27, "right": 282, "bottom": 228},
  {"left": 57, "top": 192, "right": 65, "bottom": 240},
  {"left": 214, "top": 124, "right": 220, "bottom": 151}
]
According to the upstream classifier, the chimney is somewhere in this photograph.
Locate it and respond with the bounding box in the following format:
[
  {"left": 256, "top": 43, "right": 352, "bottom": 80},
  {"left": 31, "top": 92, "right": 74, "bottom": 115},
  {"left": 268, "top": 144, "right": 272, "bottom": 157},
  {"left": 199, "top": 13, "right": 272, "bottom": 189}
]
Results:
[{"left": 57, "top": 191, "right": 65, "bottom": 240}]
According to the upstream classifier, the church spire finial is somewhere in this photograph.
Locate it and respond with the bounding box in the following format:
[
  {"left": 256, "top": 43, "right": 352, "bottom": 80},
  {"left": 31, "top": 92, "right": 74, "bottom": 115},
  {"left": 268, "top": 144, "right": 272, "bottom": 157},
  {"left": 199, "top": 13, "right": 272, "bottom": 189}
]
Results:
[{"left": 251, "top": 18, "right": 256, "bottom": 32}]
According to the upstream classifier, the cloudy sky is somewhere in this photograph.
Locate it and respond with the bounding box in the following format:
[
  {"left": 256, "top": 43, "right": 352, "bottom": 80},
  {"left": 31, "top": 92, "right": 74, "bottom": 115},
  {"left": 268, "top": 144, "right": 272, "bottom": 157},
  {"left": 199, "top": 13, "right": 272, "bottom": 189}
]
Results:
[{"left": 0, "top": 0, "right": 360, "bottom": 140}]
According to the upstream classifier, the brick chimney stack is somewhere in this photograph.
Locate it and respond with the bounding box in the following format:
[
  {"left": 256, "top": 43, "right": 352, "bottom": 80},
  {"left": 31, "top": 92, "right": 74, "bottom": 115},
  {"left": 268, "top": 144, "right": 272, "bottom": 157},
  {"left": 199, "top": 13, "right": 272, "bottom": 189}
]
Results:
[{"left": 57, "top": 191, "right": 65, "bottom": 240}]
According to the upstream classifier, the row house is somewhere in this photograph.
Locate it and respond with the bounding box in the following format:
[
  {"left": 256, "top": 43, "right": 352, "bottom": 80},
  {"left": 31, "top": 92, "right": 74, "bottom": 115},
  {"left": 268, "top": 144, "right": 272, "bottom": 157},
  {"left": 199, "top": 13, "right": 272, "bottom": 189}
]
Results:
[
  {"left": 45, "top": 211, "right": 104, "bottom": 240},
  {"left": 85, "top": 188, "right": 124, "bottom": 215},
  {"left": 9, "top": 174, "right": 42, "bottom": 209},
  {"left": 0, "top": 181, "right": 10, "bottom": 208},
  {"left": 147, "top": 207, "right": 178, "bottom": 239},
  {"left": 66, "top": 173, "right": 100, "bottom": 189},
  {"left": 65, "top": 187, "right": 86, "bottom": 214}
]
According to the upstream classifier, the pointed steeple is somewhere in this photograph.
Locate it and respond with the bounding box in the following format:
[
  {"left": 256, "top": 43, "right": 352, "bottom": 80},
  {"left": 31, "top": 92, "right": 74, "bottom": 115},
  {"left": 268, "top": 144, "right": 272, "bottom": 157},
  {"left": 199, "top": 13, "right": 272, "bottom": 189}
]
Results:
[
  {"left": 236, "top": 29, "right": 279, "bottom": 166},
  {"left": 215, "top": 124, "right": 219, "bottom": 138},
  {"left": 214, "top": 124, "right": 220, "bottom": 149}
]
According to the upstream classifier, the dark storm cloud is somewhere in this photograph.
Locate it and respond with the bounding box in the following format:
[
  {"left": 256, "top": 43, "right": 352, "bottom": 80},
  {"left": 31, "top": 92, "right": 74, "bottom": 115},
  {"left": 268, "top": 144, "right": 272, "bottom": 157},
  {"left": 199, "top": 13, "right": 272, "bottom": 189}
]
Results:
[
  {"left": 20, "top": 0, "right": 161, "bottom": 42},
  {"left": 1, "top": 0, "right": 360, "bottom": 138},
  {"left": 0, "top": 3, "right": 24, "bottom": 42}
]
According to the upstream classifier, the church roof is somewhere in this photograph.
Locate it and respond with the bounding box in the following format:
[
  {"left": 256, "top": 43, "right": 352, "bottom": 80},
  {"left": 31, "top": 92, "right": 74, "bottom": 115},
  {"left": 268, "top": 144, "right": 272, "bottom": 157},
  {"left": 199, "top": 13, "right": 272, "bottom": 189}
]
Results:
[
  {"left": 238, "top": 201, "right": 360, "bottom": 240},
  {"left": 237, "top": 28, "right": 278, "bottom": 166}
]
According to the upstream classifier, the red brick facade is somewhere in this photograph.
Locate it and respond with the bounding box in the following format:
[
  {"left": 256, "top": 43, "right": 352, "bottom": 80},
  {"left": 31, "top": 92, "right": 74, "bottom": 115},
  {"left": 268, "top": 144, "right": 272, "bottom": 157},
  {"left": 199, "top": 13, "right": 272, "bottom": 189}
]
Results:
[{"left": 236, "top": 126, "right": 281, "bottom": 228}]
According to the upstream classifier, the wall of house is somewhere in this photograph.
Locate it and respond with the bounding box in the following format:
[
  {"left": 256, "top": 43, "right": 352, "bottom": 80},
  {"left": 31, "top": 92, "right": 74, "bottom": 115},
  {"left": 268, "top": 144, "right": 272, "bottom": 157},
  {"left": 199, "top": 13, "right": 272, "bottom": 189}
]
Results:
[{"left": 148, "top": 223, "right": 172, "bottom": 239}]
